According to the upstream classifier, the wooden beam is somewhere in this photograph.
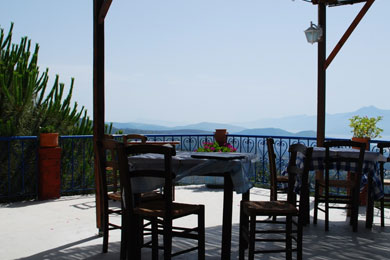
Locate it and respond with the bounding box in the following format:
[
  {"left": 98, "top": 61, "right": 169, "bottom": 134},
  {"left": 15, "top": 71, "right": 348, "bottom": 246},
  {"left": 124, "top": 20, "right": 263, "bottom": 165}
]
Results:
[
  {"left": 93, "top": 0, "right": 106, "bottom": 230},
  {"left": 317, "top": 3, "right": 326, "bottom": 147},
  {"left": 325, "top": 0, "right": 375, "bottom": 69},
  {"left": 99, "top": 0, "right": 113, "bottom": 24}
]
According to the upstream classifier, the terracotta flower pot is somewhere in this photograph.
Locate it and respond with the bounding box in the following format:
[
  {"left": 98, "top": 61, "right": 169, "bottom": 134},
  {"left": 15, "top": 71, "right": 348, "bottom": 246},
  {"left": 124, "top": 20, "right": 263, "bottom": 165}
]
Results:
[
  {"left": 40, "top": 133, "right": 59, "bottom": 148},
  {"left": 351, "top": 137, "right": 370, "bottom": 151},
  {"left": 214, "top": 129, "right": 228, "bottom": 146}
]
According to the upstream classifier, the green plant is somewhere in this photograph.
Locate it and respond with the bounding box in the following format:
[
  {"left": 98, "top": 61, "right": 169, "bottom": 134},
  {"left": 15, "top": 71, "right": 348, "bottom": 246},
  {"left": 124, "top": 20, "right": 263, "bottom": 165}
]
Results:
[
  {"left": 196, "top": 141, "right": 237, "bottom": 152},
  {"left": 0, "top": 23, "right": 93, "bottom": 137},
  {"left": 39, "top": 125, "right": 56, "bottom": 133},
  {"left": 349, "top": 115, "right": 383, "bottom": 139}
]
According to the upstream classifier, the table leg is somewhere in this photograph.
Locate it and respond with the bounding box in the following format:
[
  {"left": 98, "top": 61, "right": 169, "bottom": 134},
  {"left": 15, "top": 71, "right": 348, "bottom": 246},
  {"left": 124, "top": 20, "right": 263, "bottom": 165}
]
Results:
[
  {"left": 366, "top": 173, "right": 374, "bottom": 229},
  {"left": 221, "top": 174, "right": 233, "bottom": 260},
  {"left": 239, "top": 191, "right": 250, "bottom": 253}
]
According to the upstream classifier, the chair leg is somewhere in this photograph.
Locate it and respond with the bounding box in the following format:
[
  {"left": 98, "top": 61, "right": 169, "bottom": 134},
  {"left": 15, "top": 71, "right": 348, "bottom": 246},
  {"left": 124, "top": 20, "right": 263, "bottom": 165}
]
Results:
[
  {"left": 352, "top": 187, "right": 359, "bottom": 232},
  {"left": 120, "top": 215, "right": 127, "bottom": 260},
  {"left": 127, "top": 215, "right": 141, "bottom": 260},
  {"left": 381, "top": 197, "right": 385, "bottom": 227},
  {"left": 239, "top": 203, "right": 247, "bottom": 260},
  {"left": 198, "top": 206, "right": 205, "bottom": 260},
  {"left": 325, "top": 185, "right": 329, "bottom": 231},
  {"left": 297, "top": 215, "right": 303, "bottom": 260},
  {"left": 313, "top": 182, "right": 319, "bottom": 225},
  {"left": 286, "top": 215, "right": 292, "bottom": 260},
  {"left": 163, "top": 218, "right": 173, "bottom": 260},
  {"left": 248, "top": 215, "right": 256, "bottom": 260},
  {"left": 152, "top": 218, "right": 158, "bottom": 260},
  {"left": 102, "top": 212, "right": 109, "bottom": 253}
]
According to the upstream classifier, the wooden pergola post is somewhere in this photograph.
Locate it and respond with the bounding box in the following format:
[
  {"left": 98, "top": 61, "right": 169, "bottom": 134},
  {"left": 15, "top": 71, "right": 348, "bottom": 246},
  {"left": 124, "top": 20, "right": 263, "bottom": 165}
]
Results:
[
  {"left": 317, "top": 3, "right": 326, "bottom": 147},
  {"left": 314, "top": 0, "right": 375, "bottom": 147},
  {"left": 93, "top": 0, "right": 112, "bottom": 230}
]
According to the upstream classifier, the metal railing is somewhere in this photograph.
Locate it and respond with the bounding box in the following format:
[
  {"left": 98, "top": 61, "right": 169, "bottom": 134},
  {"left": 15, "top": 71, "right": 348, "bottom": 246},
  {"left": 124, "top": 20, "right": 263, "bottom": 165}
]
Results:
[{"left": 0, "top": 134, "right": 388, "bottom": 201}]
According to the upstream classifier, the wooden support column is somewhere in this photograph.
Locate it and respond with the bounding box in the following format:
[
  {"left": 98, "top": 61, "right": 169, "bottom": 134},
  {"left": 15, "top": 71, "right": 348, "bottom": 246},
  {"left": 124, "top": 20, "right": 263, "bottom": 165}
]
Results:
[
  {"left": 317, "top": 3, "right": 326, "bottom": 148},
  {"left": 93, "top": 0, "right": 107, "bottom": 230}
]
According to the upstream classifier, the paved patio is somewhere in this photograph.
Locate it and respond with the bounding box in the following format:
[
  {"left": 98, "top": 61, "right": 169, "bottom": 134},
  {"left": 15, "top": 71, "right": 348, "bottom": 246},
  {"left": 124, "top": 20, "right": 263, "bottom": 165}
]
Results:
[{"left": 1, "top": 185, "right": 390, "bottom": 259}]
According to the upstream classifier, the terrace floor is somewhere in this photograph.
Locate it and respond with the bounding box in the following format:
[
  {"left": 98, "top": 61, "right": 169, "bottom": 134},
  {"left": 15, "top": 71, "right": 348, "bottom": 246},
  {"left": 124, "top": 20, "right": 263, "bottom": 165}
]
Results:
[{"left": 1, "top": 185, "right": 390, "bottom": 260}]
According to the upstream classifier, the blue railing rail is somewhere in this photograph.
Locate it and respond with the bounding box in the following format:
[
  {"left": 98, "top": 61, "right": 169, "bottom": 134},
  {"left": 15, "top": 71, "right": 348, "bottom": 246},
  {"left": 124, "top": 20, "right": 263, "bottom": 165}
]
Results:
[
  {"left": 0, "top": 134, "right": 388, "bottom": 201},
  {"left": 59, "top": 135, "right": 95, "bottom": 195},
  {"left": 0, "top": 136, "right": 39, "bottom": 201}
]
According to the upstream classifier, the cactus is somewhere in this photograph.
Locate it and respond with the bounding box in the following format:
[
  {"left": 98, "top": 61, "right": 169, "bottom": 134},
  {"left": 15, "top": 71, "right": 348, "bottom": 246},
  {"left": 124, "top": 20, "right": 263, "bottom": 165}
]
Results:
[{"left": 0, "top": 23, "right": 93, "bottom": 136}]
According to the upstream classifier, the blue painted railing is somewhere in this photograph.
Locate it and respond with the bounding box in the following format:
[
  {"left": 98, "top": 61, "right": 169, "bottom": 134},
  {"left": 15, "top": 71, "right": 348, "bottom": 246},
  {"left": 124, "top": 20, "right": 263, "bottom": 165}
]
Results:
[{"left": 0, "top": 134, "right": 388, "bottom": 201}]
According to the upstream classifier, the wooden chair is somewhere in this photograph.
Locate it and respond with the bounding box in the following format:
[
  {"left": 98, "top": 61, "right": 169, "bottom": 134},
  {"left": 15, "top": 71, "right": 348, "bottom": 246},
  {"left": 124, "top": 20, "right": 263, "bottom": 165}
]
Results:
[
  {"left": 116, "top": 142, "right": 205, "bottom": 260},
  {"left": 313, "top": 140, "right": 366, "bottom": 232},
  {"left": 97, "top": 135, "right": 122, "bottom": 254},
  {"left": 268, "top": 138, "right": 289, "bottom": 202},
  {"left": 122, "top": 134, "right": 147, "bottom": 145},
  {"left": 268, "top": 138, "right": 310, "bottom": 224},
  {"left": 239, "top": 143, "right": 313, "bottom": 260},
  {"left": 98, "top": 134, "right": 159, "bottom": 254},
  {"left": 377, "top": 142, "right": 390, "bottom": 227}
]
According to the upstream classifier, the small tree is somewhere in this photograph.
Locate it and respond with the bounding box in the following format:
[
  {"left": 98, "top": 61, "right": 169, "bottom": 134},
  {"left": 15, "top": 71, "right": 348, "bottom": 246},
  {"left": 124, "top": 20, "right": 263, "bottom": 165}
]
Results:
[
  {"left": 0, "top": 23, "right": 93, "bottom": 137},
  {"left": 0, "top": 23, "right": 94, "bottom": 200}
]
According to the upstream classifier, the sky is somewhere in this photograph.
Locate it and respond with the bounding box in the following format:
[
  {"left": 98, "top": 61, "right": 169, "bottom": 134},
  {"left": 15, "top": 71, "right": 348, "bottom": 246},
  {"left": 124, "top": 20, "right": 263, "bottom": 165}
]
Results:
[{"left": 1, "top": 0, "right": 389, "bottom": 127}]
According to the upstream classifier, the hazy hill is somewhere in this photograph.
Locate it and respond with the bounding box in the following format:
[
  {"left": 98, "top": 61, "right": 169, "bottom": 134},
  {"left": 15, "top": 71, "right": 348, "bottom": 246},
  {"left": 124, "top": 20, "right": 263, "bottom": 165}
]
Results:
[
  {"left": 238, "top": 106, "right": 390, "bottom": 139},
  {"left": 171, "top": 122, "right": 246, "bottom": 133},
  {"left": 112, "top": 121, "right": 245, "bottom": 134},
  {"left": 111, "top": 106, "right": 390, "bottom": 139},
  {"left": 236, "top": 128, "right": 316, "bottom": 137}
]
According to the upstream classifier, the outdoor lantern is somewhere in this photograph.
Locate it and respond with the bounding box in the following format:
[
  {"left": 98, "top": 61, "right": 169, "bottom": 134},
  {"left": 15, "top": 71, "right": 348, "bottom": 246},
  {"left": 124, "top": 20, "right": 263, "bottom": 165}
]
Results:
[{"left": 304, "top": 22, "right": 323, "bottom": 44}]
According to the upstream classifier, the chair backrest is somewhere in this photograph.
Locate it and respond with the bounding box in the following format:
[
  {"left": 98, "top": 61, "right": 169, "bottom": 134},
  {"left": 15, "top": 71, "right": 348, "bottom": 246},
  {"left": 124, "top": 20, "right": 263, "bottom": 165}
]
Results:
[
  {"left": 100, "top": 135, "right": 121, "bottom": 193},
  {"left": 286, "top": 143, "right": 313, "bottom": 205},
  {"left": 122, "top": 134, "right": 147, "bottom": 145},
  {"left": 377, "top": 142, "right": 390, "bottom": 181},
  {"left": 323, "top": 140, "right": 366, "bottom": 183},
  {"left": 117, "top": 143, "right": 176, "bottom": 215},
  {"left": 96, "top": 138, "right": 122, "bottom": 222},
  {"left": 267, "top": 138, "right": 278, "bottom": 188}
]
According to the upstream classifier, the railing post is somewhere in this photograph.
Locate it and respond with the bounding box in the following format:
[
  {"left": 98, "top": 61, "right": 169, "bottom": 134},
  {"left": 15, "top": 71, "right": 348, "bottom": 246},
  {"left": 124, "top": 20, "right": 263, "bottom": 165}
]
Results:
[{"left": 38, "top": 146, "right": 61, "bottom": 200}]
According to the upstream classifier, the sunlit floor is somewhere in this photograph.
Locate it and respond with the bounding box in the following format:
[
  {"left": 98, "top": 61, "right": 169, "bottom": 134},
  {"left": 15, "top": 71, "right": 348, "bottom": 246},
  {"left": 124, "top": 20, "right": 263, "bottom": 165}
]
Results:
[{"left": 1, "top": 185, "right": 390, "bottom": 260}]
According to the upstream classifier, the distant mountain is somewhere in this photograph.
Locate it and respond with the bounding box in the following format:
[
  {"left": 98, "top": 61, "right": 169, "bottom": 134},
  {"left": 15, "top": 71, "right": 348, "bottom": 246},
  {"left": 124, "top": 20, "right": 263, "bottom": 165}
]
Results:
[
  {"left": 118, "top": 128, "right": 211, "bottom": 135},
  {"left": 112, "top": 122, "right": 172, "bottom": 131},
  {"left": 239, "top": 106, "right": 390, "bottom": 139},
  {"left": 171, "top": 122, "right": 246, "bottom": 133},
  {"left": 111, "top": 106, "right": 390, "bottom": 139},
  {"left": 112, "top": 121, "right": 246, "bottom": 133},
  {"left": 236, "top": 128, "right": 316, "bottom": 137}
]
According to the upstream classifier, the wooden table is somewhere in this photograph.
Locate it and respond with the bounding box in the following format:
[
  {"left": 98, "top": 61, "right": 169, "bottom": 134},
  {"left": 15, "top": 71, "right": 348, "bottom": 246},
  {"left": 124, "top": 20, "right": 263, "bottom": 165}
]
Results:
[
  {"left": 293, "top": 147, "right": 386, "bottom": 228},
  {"left": 128, "top": 151, "right": 258, "bottom": 259}
]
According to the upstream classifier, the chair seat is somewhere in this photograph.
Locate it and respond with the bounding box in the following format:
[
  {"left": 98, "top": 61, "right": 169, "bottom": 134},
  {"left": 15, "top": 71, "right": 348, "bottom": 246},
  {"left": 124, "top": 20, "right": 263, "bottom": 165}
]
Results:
[
  {"left": 107, "top": 192, "right": 121, "bottom": 201},
  {"left": 276, "top": 176, "right": 289, "bottom": 183},
  {"left": 317, "top": 179, "right": 356, "bottom": 188},
  {"left": 135, "top": 201, "right": 203, "bottom": 218},
  {"left": 108, "top": 190, "right": 164, "bottom": 202},
  {"left": 242, "top": 201, "right": 298, "bottom": 216}
]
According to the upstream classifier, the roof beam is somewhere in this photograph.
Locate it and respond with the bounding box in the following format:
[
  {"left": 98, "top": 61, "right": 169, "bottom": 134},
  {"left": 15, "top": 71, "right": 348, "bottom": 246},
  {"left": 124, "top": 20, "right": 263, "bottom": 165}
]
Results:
[
  {"left": 99, "top": 0, "right": 112, "bottom": 24},
  {"left": 325, "top": 0, "right": 375, "bottom": 69}
]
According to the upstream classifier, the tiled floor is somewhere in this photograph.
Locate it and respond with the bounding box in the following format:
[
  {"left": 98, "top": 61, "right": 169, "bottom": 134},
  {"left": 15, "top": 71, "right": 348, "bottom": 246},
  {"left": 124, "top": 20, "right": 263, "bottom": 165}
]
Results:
[{"left": 1, "top": 185, "right": 390, "bottom": 259}]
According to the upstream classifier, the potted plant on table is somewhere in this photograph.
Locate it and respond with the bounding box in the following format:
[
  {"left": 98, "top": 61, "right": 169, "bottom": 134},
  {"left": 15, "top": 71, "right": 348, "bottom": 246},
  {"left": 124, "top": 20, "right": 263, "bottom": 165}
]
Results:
[
  {"left": 196, "top": 141, "right": 237, "bottom": 188},
  {"left": 196, "top": 141, "right": 237, "bottom": 153},
  {"left": 349, "top": 115, "right": 383, "bottom": 150},
  {"left": 39, "top": 125, "right": 59, "bottom": 148}
]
